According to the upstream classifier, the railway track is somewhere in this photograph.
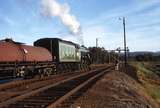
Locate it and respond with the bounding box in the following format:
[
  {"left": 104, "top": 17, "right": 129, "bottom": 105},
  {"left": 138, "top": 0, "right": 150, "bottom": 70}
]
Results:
[
  {"left": 0, "top": 71, "right": 82, "bottom": 91},
  {"left": 0, "top": 65, "right": 108, "bottom": 91},
  {"left": 0, "top": 71, "right": 87, "bottom": 103},
  {"left": 0, "top": 66, "right": 113, "bottom": 108}
]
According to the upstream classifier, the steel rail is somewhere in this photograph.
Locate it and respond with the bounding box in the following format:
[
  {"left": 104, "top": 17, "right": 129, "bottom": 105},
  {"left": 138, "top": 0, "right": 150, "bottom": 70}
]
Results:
[
  {"left": 0, "top": 68, "right": 107, "bottom": 108},
  {"left": 47, "top": 69, "right": 107, "bottom": 108}
]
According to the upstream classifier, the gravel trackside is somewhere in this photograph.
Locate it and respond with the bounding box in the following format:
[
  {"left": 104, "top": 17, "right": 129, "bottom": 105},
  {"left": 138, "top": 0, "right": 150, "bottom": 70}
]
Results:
[{"left": 72, "top": 70, "right": 159, "bottom": 108}]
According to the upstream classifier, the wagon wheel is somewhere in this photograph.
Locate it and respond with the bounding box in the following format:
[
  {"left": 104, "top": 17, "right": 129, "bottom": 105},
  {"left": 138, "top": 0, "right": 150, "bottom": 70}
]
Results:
[
  {"left": 44, "top": 68, "right": 52, "bottom": 76},
  {"left": 16, "top": 67, "right": 25, "bottom": 77}
]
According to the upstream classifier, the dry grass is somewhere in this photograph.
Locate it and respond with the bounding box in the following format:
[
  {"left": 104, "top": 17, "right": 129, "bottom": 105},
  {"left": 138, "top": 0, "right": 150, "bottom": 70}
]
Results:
[{"left": 130, "top": 62, "right": 160, "bottom": 106}]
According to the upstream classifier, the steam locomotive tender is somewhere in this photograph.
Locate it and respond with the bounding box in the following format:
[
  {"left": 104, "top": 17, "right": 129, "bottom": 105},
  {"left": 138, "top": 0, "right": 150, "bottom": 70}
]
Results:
[{"left": 34, "top": 38, "right": 91, "bottom": 73}]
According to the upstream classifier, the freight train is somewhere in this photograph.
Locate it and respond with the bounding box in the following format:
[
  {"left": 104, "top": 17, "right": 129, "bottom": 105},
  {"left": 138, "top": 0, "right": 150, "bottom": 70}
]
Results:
[{"left": 0, "top": 38, "right": 90, "bottom": 79}]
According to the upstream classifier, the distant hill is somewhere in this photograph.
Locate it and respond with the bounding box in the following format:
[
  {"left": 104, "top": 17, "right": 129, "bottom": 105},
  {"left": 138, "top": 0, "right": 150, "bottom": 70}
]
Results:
[
  {"left": 154, "top": 51, "right": 160, "bottom": 56},
  {"left": 129, "top": 51, "right": 160, "bottom": 57}
]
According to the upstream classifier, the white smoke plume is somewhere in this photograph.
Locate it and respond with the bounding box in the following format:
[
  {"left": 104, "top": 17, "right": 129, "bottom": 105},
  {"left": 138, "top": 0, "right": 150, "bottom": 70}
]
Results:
[{"left": 41, "top": 0, "right": 81, "bottom": 35}]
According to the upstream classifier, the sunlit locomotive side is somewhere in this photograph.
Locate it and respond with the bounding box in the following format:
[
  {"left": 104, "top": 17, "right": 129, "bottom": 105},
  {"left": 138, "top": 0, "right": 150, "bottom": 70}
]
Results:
[{"left": 34, "top": 38, "right": 91, "bottom": 73}]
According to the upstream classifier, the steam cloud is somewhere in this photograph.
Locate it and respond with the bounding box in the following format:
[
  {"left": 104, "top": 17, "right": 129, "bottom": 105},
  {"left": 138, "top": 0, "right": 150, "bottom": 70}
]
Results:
[{"left": 41, "top": 0, "right": 81, "bottom": 35}]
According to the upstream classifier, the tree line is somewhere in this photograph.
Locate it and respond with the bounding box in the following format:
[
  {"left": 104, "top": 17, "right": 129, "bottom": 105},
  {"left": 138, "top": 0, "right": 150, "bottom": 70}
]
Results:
[{"left": 88, "top": 47, "right": 118, "bottom": 64}]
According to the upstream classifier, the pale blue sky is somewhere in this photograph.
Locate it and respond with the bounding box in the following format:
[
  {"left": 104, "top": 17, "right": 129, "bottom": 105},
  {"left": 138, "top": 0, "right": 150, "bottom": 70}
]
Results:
[{"left": 0, "top": 0, "right": 160, "bottom": 51}]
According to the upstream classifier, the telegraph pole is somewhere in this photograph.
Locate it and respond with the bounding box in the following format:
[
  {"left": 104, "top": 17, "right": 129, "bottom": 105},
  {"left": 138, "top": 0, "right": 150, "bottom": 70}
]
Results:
[
  {"left": 96, "top": 38, "right": 98, "bottom": 63},
  {"left": 108, "top": 51, "right": 110, "bottom": 64},
  {"left": 96, "top": 38, "right": 98, "bottom": 48},
  {"left": 123, "top": 17, "right": 127, "bottom": 67}
]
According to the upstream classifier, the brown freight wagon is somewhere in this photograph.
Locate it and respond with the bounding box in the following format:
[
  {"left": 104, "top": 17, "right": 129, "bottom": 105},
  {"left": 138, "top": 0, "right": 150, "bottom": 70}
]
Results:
[{"left": 0, "top": 39, "right": 55, "bottom": 79}]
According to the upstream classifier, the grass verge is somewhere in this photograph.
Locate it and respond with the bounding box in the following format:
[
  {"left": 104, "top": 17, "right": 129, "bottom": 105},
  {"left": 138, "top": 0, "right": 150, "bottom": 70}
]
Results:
[{"left": 130, "top": 62, "right": 160, "bottom": 104}]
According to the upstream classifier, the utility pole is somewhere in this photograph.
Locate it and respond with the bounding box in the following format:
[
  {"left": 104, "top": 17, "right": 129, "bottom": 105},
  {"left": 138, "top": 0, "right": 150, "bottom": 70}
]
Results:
[
  {"left": 96, "top": 38, "right": 98, "bottom": 48},
  {"left": 108, "top": 52, "right": 110, "bottom": 64},
  {"left": 123, "top": 17, "right": 127, "bottom": 67},
  {"left": 96, "top": 38, "right": 98, "bottom": 64}
]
